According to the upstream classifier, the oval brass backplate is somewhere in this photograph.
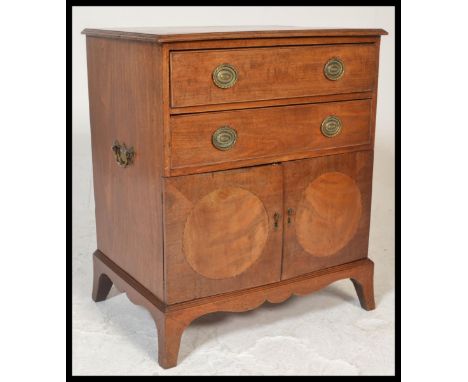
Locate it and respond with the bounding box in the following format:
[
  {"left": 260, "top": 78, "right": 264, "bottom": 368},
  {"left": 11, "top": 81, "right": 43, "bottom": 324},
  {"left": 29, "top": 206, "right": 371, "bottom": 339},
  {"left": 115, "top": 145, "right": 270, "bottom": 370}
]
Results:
[
  {"left": 324, "top": 58, "right": 345, "bottom": 81},
  {"left": 321, "top": 116, "right": 343, "bottom": 138},
  {"left": 212, "top": 64, "right": 238, "bottom": 89},
  {"left": 212, "top": 126, "right": 238, "bottom": 150}
]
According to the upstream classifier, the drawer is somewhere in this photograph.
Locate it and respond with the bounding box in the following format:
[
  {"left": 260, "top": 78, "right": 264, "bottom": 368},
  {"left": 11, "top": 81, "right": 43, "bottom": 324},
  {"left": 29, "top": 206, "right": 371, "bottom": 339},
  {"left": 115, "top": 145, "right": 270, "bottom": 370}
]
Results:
[
  {"left": 170, "top": 99, "right": 372, "bottom": 173},
  {"left": 170, "top": 44, "right": 377, "bottom": 108}
]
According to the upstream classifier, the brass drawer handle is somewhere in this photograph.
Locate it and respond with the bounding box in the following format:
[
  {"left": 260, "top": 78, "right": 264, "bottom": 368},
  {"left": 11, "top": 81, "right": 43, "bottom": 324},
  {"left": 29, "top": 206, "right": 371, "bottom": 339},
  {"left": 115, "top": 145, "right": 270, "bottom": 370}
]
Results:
[
  {"left": 212, "top": 64, "right": 238, "bottom": 89},
  {"left": 212, "top": 126, "right": 237, "bottom": 151},
  {"left": 112, "top": 140, "right": 135, "bottom": 167},
  {"left": 321, "top": 116, "right": 343, "bottom": 138},
  {"left": 324, "top": 58, "right": 345, "bottom": 81}
]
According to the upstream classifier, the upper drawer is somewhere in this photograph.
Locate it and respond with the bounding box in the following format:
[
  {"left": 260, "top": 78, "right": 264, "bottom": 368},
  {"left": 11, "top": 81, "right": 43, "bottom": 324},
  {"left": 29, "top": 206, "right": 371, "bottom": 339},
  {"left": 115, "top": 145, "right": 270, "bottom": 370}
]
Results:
[
  {"left": 170, "top": 44, "right": 378, "bottom": 108},
  {"left": 169, "top": 99, "right": 372, "bottom": 175}
]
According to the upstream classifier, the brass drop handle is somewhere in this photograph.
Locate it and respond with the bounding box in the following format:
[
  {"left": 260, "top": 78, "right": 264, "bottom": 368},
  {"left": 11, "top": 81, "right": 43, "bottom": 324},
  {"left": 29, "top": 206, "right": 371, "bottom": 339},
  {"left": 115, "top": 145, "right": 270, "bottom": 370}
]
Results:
[
  {"left": 212, "top": 64, "right": 238, "bottom": 89},
  {"left": 212, "top": 126, "right": 238, "bottom": 151},
  {"left": 321, "top": 116, "right": 343, "bottom": 138},
  {"left": 324, "top": 57, "right": 345, "bottom": 81},
  {"left": 273, "top": 212, "right": 281, "bottom": 230},
  {"left": 112, "top": 140, "right": 135, "bottom": 168},
  {"left": 287, "top": 208, "right": 294, "bottom": 225}
]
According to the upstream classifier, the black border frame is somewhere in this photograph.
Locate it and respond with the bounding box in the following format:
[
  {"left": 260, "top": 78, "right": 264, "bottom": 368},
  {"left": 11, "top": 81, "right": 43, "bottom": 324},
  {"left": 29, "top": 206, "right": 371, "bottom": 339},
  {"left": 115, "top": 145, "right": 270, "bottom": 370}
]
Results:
[{"left": 67, "top": 2, "right": 401, "bottom": 378}]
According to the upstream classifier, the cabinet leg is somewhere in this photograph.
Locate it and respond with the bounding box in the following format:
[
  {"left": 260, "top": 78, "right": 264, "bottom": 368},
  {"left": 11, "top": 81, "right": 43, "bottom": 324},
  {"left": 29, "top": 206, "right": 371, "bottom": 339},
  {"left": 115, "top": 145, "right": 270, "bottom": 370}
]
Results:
[
  {"left": 155, "top": 313, "right": 186, "bottom": 369},
  {"left": 350, "top": 260, "right": 376, "bottom": 311},
  {"left": 92, "top": 255, "right": 113, "bottom": 302},
  {"left": 92, "top": 250, "right": 190, "bottom": 368}
]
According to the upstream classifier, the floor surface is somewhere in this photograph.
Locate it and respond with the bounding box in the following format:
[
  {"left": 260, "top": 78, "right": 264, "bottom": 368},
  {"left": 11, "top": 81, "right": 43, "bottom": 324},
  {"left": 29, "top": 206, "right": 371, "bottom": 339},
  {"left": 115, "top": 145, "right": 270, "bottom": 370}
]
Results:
[{"left": 72, "top": 132, "right": 395, "bottom": 376}]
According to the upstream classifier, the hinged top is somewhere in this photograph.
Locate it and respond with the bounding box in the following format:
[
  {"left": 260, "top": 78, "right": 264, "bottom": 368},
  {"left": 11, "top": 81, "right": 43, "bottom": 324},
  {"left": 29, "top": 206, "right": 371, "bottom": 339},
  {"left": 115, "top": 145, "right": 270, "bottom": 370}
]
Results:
[{"left": 81, "top": 25, "right": 388, "bottom": 43}]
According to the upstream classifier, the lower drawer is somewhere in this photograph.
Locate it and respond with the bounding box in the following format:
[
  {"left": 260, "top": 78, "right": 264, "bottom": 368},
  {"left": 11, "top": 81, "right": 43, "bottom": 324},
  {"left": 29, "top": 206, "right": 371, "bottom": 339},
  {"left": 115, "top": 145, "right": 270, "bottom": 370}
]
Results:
[{"left": 170, "top": 99, "right": 372, "bottom": 174}]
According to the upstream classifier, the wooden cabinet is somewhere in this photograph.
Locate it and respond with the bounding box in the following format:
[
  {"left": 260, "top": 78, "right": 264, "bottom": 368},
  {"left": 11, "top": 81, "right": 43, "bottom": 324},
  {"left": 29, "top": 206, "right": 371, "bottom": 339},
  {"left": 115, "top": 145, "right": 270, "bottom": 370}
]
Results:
[{"left": 83, "top": 26, "right": 387, "bottom": 369}]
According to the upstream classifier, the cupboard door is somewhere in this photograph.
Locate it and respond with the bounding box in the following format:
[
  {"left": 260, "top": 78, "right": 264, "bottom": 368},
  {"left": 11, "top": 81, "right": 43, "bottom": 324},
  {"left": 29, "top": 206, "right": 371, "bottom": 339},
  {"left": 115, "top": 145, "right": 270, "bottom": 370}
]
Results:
[
  {"left": 282, "top": 151, "right": 373, "bottom": 279},
  {"left": 163, "top": 165, "right": 283, "bottom": 304}
]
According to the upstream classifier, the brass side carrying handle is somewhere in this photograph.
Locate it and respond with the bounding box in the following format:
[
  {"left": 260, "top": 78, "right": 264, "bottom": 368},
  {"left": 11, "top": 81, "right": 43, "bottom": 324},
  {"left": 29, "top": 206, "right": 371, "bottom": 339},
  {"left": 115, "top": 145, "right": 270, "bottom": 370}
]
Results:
[
  {"left": 212, "top": 126, "right": 237, "bottom": 151},
  {"left": 112, "top": 140, "right": 135, "bottom": 168},
  {"left": 212, "top": 64, "right": 238, "bottom": 89},
  {"left": 321, "top": 116, "right": 343, "bottom": 138},
  {"left": 324, "top": 57, "right": 345, "bottom": 81}
]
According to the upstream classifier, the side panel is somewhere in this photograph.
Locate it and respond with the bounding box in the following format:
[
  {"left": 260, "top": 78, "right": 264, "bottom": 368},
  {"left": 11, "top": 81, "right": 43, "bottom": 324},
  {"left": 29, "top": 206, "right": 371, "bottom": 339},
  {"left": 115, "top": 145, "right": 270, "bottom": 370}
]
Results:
[{"left": 86, "top": 37, "right": 165, "bottom": 299}]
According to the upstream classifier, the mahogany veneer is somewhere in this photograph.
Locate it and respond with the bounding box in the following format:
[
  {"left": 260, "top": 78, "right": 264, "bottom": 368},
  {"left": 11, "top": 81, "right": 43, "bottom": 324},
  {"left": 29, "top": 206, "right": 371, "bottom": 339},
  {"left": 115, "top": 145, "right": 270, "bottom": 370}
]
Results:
[
  {"left": 170, "top": 44, "right": 377, "bottom": 107},
  {"left": 83, "top": 26, "right": 387, "bottom": 369}
]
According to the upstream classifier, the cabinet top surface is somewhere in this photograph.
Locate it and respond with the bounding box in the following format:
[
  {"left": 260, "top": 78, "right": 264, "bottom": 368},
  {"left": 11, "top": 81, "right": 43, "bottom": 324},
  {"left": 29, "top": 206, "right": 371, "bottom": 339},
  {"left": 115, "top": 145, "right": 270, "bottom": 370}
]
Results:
[{"left": 81, "top": 25, "right": 388, "bottom": 43}]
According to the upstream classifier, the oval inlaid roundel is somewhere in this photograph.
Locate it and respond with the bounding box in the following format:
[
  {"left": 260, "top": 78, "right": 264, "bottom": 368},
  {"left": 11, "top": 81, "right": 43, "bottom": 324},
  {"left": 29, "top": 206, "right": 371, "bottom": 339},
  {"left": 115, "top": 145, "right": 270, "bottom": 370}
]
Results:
[
  {"left": 296, "top": 172, "right": 362, "bottom": 257},
  {"left": 183, "top": 187, "right": 269, "bottom": 280}
]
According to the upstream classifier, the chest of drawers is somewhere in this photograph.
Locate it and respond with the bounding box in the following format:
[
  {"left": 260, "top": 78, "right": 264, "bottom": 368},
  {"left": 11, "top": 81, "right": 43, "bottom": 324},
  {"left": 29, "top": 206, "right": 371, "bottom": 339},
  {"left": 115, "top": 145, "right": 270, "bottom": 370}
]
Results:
[{"left": 83, "top": 26, "right": 387, "bottom": 368}]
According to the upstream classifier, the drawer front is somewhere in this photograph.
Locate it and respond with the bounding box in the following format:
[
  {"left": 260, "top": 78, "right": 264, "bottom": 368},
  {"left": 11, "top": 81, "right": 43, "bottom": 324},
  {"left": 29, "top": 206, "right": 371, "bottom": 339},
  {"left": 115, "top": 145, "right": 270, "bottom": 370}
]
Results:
[
  {"left": 170, "top": 99, "right": 372, "bottom": 173},
  {"left": 170, "top": 44, "right": 377, "bottom": 108},
  {"left": 163, "top": 165, "right": 283, "bottom": 304}
]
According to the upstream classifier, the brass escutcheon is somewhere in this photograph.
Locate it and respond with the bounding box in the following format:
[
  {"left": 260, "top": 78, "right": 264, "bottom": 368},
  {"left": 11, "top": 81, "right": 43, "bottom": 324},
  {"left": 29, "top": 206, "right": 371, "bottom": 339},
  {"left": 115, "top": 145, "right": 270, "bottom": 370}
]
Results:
[
  {"left": 212, "top": 64, "right": 238, "bottom": 89},
  {"left": 321, "top": 116, "right": 343, "bottom": 138},
  {"left": 287, "top": 208, "right": 294, "bottom": 225},
  {"left": 212, "top": 126, "right": 238, "bottom": 151},
  {"left": 112, "top": 140, "right": 135, "bottom": 167},
  {"left": 324, "top": 58, "right": 345, "bottom": 81},
  {"left": 273, "top": 212, "right": 281, "bottom": 230}
]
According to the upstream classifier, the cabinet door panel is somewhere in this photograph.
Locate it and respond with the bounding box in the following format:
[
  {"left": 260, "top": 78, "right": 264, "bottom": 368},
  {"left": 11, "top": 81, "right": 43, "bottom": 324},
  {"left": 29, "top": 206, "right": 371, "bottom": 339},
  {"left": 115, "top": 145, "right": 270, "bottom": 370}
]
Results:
[
  {"left": 282, "top": 151, "right": 373, "bottom": 279},
  {"left": 163, "top": 165, "right": 283, "bottom": 304}
]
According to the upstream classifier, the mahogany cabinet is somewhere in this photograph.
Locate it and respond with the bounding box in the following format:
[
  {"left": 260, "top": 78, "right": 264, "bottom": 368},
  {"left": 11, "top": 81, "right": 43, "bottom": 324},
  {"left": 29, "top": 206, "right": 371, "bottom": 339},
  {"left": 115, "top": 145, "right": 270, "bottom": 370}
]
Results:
[{"left": 83, "top": 26, "right": 387, "bottom": 368}]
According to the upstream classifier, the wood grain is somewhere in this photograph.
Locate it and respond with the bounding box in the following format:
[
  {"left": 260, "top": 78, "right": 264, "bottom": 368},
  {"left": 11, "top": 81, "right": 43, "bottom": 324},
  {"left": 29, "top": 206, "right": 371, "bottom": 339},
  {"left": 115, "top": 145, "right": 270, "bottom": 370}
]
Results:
[
  {"left": 295, "top": 172, "right": 362, "bottom": 256},
  {"left": 282, "top": 150, "right": 374, "bottom": 280},
  {"left": 167, "top": 144, "right": 373, "bottom": 177},
  {"left": 370, "top": 38, "right": 382, "bottom": 147},
  {"left": 170, "top": 99, "right": 372, "bottom": 174},
  {"left": 162, "top": 44, "right": 172, "bottom": 176},
  {"left": 170, "top": 44, "right": 378, "bottom": 107},
  {"left": 183, "top": 187, "right": 269, "bottom": 280},
  {"left": 167, "top": 36, "right": 380, "bottom": 52},
  {"left": 163, "top": 165, "right": 283, "bottom": 304},
  {"left": 82, "top": 26, "right": 387, "bottom": 43},
  {"left": 86, "top": 36, "right": 165, "bottom": 299},
  {"left": 169, "top": 92, "right": 373, "bottom": 115},
  {"left": 92, "top": 249, "right": 375, "bottom": 368}
]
